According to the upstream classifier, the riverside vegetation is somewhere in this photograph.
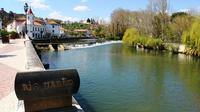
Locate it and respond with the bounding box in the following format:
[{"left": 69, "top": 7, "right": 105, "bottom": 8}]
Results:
[
  {"left": 105, "top": 0, "right": 200, "bottom": 57},
  {"left": 68, "top": 0, "right": 199, "bottom": 56}
]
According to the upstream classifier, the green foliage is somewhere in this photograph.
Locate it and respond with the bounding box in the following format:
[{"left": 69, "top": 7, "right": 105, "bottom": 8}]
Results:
[
  {"left": 93, "top": 25, "right": 107, "bottom": 38},
  {"left": 0, "top": 29, "right": 10, "bottom": 43},
  {"left": 171, "top": 12, "right": 188, "bottom": 21},
  {"left": 123, "top": 28, "right": 163, "bottom": 49},
  {"left": 182, "top": 31, "right": 191, "bottom": 45},
  {"left": 0, "top": 29, "right": 9, "bottom": 37},
  {"left": 182, "top": 19, "right": 200, "bottom": 56},
  {"left": 62, "top": 22, "right": 91, "bottom": 31},
  {"left": 9, "top": 31, "right": 20, "bottom": 39},
  {"left": 122, "top": 28, "right": 140, "bottom": 46},
  {"left": 146, "top": 38, "right": 163, "bottom": 48},
  {"left": 190, "top": 19, "right": 200, "bottom": 51},
  {"left": 165, "top": 44, "right": 179, "bottom": 53},
  {"left": 170, "top": 13, "right": 193, "bottom": 43}
]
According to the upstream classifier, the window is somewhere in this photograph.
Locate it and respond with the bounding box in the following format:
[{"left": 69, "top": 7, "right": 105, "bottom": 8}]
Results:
[
  {"left": 52, "top": 30, "right": 54, "bottom": 33},
  {"left": 52, "top": 25, "right": 54, "bottom": 28},
  {"left": 33, "top": 27, "right": 34, "bottom": 31}
]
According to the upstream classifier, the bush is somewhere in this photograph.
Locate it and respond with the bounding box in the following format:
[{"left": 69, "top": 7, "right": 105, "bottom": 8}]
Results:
[
  {"left": 182, "top": 19, "right": 200, "bottom": 56},
  {"left": 123, "top": 28, "right": 163, "bottom": 49},
  {"left": 9, "top": 31, "right": 20, "bottom": 39},
  {"left": 0, "top": 30, "right": 10, "bottom": 43},
  {"left": 0, "top": 30, "right": 9, "bottom": 37},
  {"left": 122, "top": 28, "right": 140, "bottom": 46}
]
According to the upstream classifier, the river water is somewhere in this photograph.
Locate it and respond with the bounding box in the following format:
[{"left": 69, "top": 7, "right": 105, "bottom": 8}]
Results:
[{"left": 41, "top": 43, "right": 200, "bottom": 112}]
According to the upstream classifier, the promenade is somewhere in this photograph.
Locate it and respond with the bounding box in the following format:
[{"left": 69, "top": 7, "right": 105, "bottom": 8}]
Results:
[{"left": 0, "top": 39, "right": 26, "bottom": 112}]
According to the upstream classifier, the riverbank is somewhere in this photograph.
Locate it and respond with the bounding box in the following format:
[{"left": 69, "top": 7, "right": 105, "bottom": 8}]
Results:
[
  {"left": 128, "top": 42, "right": 188, "bottom": 55},
  {"left": 0, "top": 39, "right": 26, "bottom": 112}
]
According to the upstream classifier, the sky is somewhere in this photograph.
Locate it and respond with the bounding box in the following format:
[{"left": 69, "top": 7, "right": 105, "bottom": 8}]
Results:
[{"left": 0, "top": 0, "right": 200, "bottom": 22}]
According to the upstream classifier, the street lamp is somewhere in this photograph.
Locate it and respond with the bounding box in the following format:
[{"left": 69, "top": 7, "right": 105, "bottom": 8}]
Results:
[{"left": 24, "top": 3, "right": 28, "bottom": 35}]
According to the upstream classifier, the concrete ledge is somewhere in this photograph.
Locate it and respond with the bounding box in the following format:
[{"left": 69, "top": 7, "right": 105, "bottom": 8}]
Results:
[
  {"left": 18, "top": 39, "right": 84, "bottom": 112},
  {"left": 25, "top": 40, "right": 45, "bottom": 71}
]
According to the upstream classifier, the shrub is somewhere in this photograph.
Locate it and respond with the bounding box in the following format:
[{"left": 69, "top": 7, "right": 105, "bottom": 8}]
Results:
[
  {"left": 0, "top": 30, "right": 10, "bottom": 43},
  {"left": 122, "top": 28, "right": 140, "bottom": 46},
  {"left": 0, "top": 30, "right": 9, "bottom": 37},
  {"left": 9, "top": 31, "right": 20, "bottom": 39},
  {"left": 123, "top": 28, "right": 163, "bottom": 49},
  {"left": 182, "top": 19, "right": 200, "bottom": 56}
]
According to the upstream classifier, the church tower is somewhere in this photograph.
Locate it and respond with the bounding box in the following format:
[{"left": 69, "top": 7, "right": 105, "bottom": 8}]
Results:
[{"left": 26, "top": 8, "right": 34, "bottom": 39}]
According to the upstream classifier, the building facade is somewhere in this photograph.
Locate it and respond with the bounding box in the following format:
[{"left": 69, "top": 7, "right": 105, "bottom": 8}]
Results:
[{"left": 7, "top": 8, "right": 64, "bottom": 39}]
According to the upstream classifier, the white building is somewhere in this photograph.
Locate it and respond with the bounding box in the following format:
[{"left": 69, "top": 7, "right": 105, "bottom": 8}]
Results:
[
  {"left": 7, "top": 8, "right": 64, "bottom": 39},
  {"left": 0, "top": 18, "right": 2, "bottom": 29},
  {"left": 7, "top": 17, "right": 26, "bottom": 34}
]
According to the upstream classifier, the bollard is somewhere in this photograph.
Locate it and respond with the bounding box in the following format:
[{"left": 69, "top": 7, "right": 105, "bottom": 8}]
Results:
[{"left": 15, "top": 69, "right": 80, "bottom": 112}]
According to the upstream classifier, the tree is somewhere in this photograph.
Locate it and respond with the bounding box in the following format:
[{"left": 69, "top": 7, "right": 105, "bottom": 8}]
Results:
[
  {"left": 132, "top": 11, "right": 153, "bottom": 36},
  {"left": 122, "top": 28, "right": 163, "bottom": 48},
  {"left": 110, "top": 8, "right": 133, "bottom": 39},
  {"left": 170, "top": 12, "right": 193, "bottom": 43},
  {"left": 93, "top": 25, "right": 108, "bottom": 38},
  {"left": 149, "top": 0, "right": 170, "bottom": 41},
  {"left": 182, "top": 19, "right": 200, "bottom": 56},
  {"left": 122, "top": 28, "right": 140, "bottom": 46},
  {"left": 87, "top": 18, "right": 91, "bottom": 23},
  {"left": 171, "top": 12, "right": 188, "bottom": 21}
]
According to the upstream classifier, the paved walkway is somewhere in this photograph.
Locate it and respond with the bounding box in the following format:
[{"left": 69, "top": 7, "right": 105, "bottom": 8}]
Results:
[{"left": 0, "top": 39, "right": 26, "bottom": 112}]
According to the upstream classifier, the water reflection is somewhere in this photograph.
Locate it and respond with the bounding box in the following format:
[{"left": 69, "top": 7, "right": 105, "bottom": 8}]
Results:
[{"left": 109, "top": 44, "right": 200, "bottom": 111}]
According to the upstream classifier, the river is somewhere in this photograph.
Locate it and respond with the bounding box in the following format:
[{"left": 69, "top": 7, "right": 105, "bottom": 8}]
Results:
[{"left": 41, "top": 43, "right": 200, "bottom": 112}]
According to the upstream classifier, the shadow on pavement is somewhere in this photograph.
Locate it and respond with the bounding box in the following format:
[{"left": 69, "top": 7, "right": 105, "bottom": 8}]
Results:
[{"left": 0, "top": 55, "right": 16, "bottom": 58}]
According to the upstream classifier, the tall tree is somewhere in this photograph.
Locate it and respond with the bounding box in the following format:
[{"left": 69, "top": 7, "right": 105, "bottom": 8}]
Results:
[
  {"left": 150, "top": 0, "right": 170, "bottom": 40},
  {"left": 170, "top": 12, "right": 193, "bottom": 42},
  {"left": 110, "top": 8, "right": 133, "bottom": 39}
]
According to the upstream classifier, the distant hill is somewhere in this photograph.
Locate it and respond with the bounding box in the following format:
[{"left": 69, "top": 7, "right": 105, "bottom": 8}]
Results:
[{"left": 0, "top": 8, "right": 25, "bottom": 28}]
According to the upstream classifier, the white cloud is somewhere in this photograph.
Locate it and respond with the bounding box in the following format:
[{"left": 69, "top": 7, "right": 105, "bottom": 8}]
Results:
[
  {"left": 73, "top": 5, "right": 90, "bottom": 12},
  {"left": 19, "top": 0, "right": 49, "bottom": 10},
  {"left": 178, "top": 9, "right": 190, "bottom": 13},
  {"left": 48, "top": 11, "right": 78, "bottom": 22},
  {"left": 81, "top": 0, "right": 88, "bottom": 3}
]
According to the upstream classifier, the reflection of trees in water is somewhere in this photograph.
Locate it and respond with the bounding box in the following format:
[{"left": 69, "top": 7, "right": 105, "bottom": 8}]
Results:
[
  {"left": 137, "top": 49, "right": 166, "bottom": 111},
  {"left": 177, "top": 55, "right": 200, "bottom": 106},
  {"left": 109, "top": 44, "right": 137, "bottom": 76},
  {"left": 110, "top": 44, "right": 200, "bottom": 111},
  {"left": 110, "top": 45, "right": 166, "bottom": 111}
]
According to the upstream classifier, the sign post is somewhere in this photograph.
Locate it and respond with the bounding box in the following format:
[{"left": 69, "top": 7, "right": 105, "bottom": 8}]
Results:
[{"left": 15, "top": 69, "right": 80, "bottom": 112}]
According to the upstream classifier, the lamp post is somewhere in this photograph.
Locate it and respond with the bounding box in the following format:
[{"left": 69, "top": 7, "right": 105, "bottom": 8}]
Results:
[{"left": 24, "top": 3, "right": 28, "bottom": 36}]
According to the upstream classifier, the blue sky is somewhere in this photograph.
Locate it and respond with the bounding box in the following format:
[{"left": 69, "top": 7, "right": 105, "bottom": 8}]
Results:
[{"left": 0, "top": 0, "right": 200, "bottom": 22}]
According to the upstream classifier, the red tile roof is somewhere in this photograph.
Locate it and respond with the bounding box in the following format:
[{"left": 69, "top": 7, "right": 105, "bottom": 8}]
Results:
[{"left": 27, "top": 8, "right": 33, "bottom": 15}]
